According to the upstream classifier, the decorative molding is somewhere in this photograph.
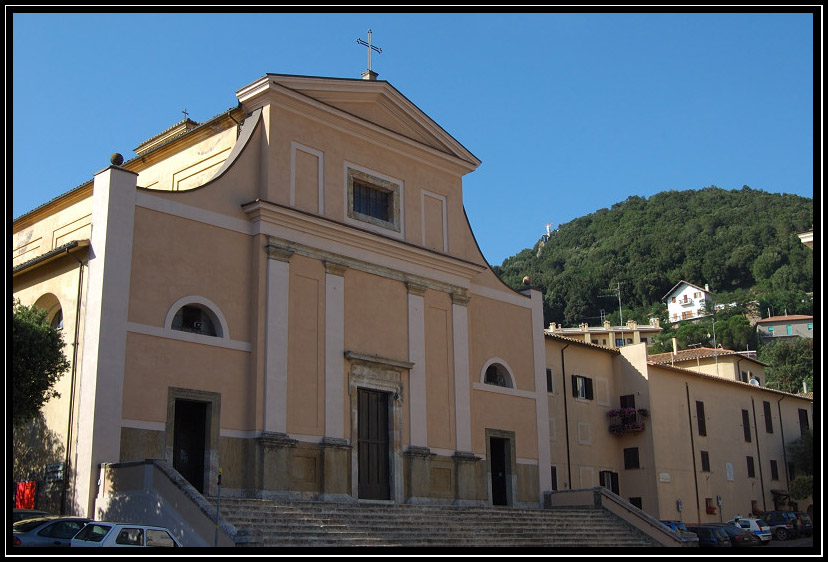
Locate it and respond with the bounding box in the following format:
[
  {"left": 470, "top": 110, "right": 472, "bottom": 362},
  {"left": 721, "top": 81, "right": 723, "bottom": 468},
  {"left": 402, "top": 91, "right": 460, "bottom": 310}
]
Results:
[
  {"left": 259, "top": 432, "right": 298, "bottom": 449},
  {"left": 324, "top": 260, "right": 348, "bottom": 276},
  {"left": 451, "top": 290, "right": 470, "bottom": 307},
  {"left": 265, "top": 243, "right": 294, "bottom": 262},
  {"left": 344, "top": 350, "right": 414, "bottom": 371},
  {"left": 404, "top": 446, "right": 433, "bottom": 459},
  {"left": 406, "top": 282, "right": 428, "bottom": 297}
]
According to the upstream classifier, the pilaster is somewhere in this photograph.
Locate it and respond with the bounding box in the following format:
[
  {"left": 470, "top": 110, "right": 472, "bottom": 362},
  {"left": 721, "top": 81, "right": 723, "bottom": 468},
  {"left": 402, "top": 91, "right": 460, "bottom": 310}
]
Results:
[
  {"left": 263, "top": 240, "right": 293, "bottom": 434},
  {"left": 74, "top": 164, "right": 138, "bottom": 516}
]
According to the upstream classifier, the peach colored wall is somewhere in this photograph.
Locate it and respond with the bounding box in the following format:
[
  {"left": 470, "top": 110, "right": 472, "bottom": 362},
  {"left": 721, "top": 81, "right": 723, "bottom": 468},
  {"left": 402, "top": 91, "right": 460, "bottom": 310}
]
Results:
[
  {"left": 127, "top": 207, "right": 254, "bottom": 342},
  {"left": 122, "top": 332, "right": 250, "bottom": 429},
  {"left": 468, "top": 295, "right": 535, "bottom": 391},
  {"left": 264, "top": 106, "right": 481, "bottom": 265},
  {"left": 468, "top": 294, "right": 537, "bottom": 457},
  {"left": 343, "top": 269, "right": 408, "bottom": 361},
  {"left": 647, "top": 363, "right": 811, "bottom": 523}
]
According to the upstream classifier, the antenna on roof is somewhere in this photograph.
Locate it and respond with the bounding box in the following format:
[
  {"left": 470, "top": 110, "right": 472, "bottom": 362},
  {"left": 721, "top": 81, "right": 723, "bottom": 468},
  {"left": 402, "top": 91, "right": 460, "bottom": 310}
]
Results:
[{"left": 599, "top": 282, "right": 625, "bottom": 341}]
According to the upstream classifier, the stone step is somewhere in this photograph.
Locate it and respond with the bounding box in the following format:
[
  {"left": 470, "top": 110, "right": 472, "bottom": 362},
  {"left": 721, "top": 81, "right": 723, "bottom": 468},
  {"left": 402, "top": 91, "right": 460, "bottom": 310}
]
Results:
[{"left": 209, "top": 497, "right": 658, "bottom": 548}]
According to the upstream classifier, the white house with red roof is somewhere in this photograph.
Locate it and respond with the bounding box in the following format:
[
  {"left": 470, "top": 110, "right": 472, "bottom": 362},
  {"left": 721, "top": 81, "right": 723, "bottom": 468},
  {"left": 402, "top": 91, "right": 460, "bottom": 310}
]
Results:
[{"left": 662, "top": 280, "right": 712, "bottom": 322}]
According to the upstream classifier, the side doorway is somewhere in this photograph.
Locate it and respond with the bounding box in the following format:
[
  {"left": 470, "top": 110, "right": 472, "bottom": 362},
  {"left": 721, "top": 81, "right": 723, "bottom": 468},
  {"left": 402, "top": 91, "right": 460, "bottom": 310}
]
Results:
[
  {"left": 599, "top": 470, "right": 620, "bottom": 495},
  {"left": 173, "top": 399, "right": 208, "bottom": 493},
  {"left": 486, "top": 429, "right": 516, "bottom": 506}
]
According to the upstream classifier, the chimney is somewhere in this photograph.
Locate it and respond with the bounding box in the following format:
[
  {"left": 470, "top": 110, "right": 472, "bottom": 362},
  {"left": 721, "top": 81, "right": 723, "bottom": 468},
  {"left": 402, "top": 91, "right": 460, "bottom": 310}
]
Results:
[
  {"left": 704, "top": 284, "right": 709, "bottom": 292},
  {"left": 672, "top": 338, "right": 678, "bottom": 355}
]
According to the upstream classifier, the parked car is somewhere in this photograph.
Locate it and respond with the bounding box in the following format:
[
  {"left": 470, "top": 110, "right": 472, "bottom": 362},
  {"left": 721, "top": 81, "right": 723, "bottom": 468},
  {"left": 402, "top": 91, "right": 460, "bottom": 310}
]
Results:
[
  {"left": 759, "top": 510, "right": 798, "bottom": 540},
  {"left": 686, "top": 525, "right": 733, "bottom": 548},
  {"left": 70, "top": 522, "right": 181, "bottom": 547},
  {"left": 660, "top": 520, "right": 699, "bottom": 544},
  {"left": 727, "top": 517, "right": 772, "bottom": 544},
  {"left": 794, "top": 512, "right": 813, "bottom": 537},
  {"left": 707, "top": 522, "right": 760, "bottom": 547},
  {"left": 12, "top": 509, "right": 51, "bottom": 522},
  {"left": 12, "top": 516, "right": 90, "bottom": 547}
]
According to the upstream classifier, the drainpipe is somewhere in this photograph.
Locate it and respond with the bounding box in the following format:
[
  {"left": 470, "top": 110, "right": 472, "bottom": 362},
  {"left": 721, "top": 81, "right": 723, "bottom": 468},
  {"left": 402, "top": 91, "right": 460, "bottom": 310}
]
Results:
[
  {"left": 61, "top": 248, "right": 85, "bottom": 515},
  {"left": 751, "top": 397, "right": 766, "bottom": 511},
  {"left": 560, "top": 342, "right": 572, "bottom": 490},
  {"left": 776, "top": 396, "right": 790, "bottom": 496},
  {"left": 685, "top": 383, "right": 700, "bottom": 520}
]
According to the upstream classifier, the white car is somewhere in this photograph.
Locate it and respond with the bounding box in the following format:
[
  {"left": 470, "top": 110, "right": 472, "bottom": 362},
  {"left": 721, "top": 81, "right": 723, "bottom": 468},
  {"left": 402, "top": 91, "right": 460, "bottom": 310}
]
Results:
[
  {"left": 70, "top": 521, "right": 181, "bottom": 547},
  {"left": 727, "top": 517, "right": 772, "bottom": 544}
]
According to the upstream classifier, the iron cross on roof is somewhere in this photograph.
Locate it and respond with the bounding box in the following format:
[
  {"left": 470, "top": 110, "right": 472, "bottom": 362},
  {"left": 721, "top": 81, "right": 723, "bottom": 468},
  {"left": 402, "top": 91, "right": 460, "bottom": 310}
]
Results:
[{"left": 356, "top": 29, "right": 382, "bottom": 72}]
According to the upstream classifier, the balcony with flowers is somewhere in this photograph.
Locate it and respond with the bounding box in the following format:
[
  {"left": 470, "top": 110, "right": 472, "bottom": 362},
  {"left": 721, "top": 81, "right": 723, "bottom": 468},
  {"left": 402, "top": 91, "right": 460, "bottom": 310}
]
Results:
[{"left": 607, "top": 407, "right": 649, "bottom": 436}]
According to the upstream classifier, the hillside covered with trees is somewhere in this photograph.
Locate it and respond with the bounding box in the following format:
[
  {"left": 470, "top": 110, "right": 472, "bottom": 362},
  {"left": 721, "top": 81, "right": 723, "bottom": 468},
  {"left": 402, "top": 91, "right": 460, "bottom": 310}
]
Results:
[{"left": 493, "top": 186, "right": 813, "bottom": 329}]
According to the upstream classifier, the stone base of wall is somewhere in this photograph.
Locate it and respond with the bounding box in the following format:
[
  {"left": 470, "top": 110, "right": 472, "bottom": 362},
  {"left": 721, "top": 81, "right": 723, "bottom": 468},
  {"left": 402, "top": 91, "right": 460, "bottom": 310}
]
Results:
[{"left": 120, "top": 428, "right": 540, "bottom": 506}]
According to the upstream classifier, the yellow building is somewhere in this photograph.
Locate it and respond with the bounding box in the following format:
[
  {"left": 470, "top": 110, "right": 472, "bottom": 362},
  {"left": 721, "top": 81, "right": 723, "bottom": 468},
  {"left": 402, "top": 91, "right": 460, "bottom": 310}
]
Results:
[
  {"left": 544, "top": 333, "right": 813, "bottom": 524},
  {"left": 12, "top": 73, "right": 550, "bottom": 520}
]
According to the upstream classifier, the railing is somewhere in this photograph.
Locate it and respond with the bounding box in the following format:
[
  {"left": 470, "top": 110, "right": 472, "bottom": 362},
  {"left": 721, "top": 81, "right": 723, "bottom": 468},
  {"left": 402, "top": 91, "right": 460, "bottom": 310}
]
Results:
[
  {"left": 543, "top": 488, "right": 692, "bottom": 547},
  {"left": 608, "top": 408, "right": 648, "bottom": 436}
]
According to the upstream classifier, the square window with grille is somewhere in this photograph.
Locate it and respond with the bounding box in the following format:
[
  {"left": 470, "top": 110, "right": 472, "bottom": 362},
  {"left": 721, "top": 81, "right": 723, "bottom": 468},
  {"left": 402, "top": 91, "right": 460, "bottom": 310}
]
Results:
[
  {"left": 353, "top": 180, "right": 391, "bottom": 222},
  {"left": 346, "top": 167, "right": 401, "bottom": 233}
]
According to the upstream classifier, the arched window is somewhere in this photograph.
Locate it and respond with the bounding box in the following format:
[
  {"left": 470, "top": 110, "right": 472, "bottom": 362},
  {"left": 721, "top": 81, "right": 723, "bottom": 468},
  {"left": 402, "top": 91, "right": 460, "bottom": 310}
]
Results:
[
  {"left": 171, "top": 304, "right": 221, "bottom": 337},
  {"left": 483, "top": 361, "right": 513, "bottom": 389},
  {"left": 50, "top": 308, "right": 64, "bottom": 331},
  {"left": 33, "top": 293, "right": 63, "bottom": 331}
]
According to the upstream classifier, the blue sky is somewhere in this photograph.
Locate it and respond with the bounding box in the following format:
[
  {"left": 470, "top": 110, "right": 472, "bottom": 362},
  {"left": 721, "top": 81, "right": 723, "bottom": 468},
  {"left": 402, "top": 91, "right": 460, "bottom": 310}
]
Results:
[{"left": 10, "top": 11, "right": 816, "bottom": 265}]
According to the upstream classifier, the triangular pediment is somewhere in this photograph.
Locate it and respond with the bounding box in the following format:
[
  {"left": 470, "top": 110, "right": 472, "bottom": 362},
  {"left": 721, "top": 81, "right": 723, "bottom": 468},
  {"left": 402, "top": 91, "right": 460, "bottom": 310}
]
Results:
[{"left": 238, "top": 74, "right": 480, "bottom": 169}]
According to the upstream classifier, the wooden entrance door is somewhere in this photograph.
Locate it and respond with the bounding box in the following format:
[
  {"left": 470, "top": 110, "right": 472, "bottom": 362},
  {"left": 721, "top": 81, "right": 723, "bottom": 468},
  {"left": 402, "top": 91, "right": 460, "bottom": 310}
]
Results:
[
  {"left": 173, "top": 400, "right": 207, "bottom": 493},
  {"left": 358, "top": 388, "right": 391, "bottom": 500}
]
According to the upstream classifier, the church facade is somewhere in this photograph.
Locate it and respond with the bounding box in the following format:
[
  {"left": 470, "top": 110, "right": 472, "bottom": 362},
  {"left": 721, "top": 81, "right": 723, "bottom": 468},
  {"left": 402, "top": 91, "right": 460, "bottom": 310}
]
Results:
[{"left": 12, "top": 73, "right": 550, "bottom": 517}]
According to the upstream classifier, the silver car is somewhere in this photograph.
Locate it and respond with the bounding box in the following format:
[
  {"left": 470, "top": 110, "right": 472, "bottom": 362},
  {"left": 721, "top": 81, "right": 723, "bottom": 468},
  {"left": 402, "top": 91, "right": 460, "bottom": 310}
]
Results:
[{"left": 12, "top": 516, "right": 90, "bottom": 547}]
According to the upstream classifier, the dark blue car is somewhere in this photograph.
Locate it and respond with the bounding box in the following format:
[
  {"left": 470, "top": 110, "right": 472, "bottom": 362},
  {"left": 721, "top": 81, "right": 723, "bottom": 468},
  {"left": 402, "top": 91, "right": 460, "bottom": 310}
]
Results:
[{"left": 686, "top": 525, "right": 732, "bottom": 548}]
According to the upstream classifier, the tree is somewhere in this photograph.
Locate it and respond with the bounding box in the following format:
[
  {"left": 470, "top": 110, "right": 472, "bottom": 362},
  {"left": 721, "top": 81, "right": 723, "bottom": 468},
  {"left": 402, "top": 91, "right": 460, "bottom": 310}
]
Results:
[
  {"left": 12, "top": 299, "right": 70, "bottom": 427},
  {"left": 787, "top": 429, "right": 813, "bottom": 501},
  {"left": 787, "top": 428, "right": 813, "bottom": 475},
  {"left": 758, "top": 338, "right": 814, "bottom": 394}
]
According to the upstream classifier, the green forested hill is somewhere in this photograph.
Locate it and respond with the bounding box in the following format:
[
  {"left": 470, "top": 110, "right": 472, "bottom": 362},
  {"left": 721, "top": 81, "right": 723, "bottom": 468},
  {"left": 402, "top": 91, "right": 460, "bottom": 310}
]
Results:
[{"left": 493, "top": 186, "right": 814, "bottom": 327}]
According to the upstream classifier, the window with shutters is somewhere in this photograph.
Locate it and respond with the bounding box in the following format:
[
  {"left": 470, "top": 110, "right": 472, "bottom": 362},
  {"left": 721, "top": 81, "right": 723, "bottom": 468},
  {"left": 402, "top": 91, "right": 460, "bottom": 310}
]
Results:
[
  {"left": 572, "top": 375, "right": 594, "bottom": 401},
  {"left": 696, "top": 401, "right": 707, "bottom": 436},
  {"left": 742, "top": 409, "right": 751, "bottom": 442}
]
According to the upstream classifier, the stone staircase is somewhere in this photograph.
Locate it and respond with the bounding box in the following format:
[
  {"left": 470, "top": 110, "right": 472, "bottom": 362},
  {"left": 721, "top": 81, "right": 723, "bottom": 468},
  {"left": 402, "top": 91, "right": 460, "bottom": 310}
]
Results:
[{"left": 208, "top": 497, "right": 663, "bottom": 548}]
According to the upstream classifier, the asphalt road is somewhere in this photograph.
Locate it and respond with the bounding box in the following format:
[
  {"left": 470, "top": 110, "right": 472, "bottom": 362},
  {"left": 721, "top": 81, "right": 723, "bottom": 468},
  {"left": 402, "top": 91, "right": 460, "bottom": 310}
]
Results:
[{"left": 764, "top": 535, "right": 815, "bottom": 548}]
